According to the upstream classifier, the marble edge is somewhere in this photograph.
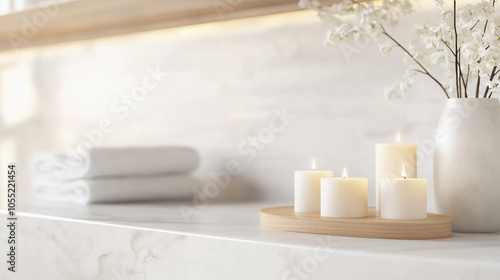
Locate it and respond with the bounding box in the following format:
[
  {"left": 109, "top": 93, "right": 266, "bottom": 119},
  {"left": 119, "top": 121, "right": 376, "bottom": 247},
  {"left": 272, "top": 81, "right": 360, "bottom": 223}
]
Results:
[
  {"left": 2, "top": 211, "right": 500, "bottom": 269},
  {"left": 0, "top": 211, "right": 318, "bottom": 251}
]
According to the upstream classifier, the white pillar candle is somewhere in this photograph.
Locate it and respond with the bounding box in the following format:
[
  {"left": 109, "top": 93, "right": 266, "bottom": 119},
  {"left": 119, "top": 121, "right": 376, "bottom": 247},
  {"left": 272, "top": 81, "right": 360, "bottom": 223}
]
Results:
[
  {"left": 294, "top": 160, "right": 333, "bottom": 213},
  {"left": 376, "top": 133, "right": 417, "bottom": 215},
  {"left": 321, "top": 168, "right": 367, "bottom": 218},
  {"left": 381, "top": 165, "right": 427, "bottom": 220}
]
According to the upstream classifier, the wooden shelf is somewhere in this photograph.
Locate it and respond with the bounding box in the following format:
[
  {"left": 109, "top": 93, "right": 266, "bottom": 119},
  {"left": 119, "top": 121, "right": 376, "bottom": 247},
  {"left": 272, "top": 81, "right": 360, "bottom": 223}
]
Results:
[{"left": 0, "top": 0, "right": 302, "bottom": 52}]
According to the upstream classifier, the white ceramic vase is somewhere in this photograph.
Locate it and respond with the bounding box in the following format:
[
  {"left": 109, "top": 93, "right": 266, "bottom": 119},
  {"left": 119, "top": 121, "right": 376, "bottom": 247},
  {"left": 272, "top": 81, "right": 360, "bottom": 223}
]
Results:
[{"left": 434, "top": 98, "right": 500, "bottom": 233}]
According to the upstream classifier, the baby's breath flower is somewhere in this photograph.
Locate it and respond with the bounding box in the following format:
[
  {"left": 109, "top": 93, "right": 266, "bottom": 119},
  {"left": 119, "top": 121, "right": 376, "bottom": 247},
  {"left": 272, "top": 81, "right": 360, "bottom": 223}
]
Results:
[
  {"left": 302, "top": 0, "right": 500, "bottom": 99},
  {"left": 433, "top": 0, "right": 444, "bottom": 9},
  {"left": 379, "top": 42, "right": 394, "bottom": 55}
]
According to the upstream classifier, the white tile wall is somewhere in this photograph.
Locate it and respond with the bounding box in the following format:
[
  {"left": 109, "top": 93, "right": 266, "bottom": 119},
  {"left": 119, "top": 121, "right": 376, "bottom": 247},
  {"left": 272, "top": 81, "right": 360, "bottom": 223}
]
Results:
[{"left": 0, "top": 7, "right": 460, "bottom": 210}]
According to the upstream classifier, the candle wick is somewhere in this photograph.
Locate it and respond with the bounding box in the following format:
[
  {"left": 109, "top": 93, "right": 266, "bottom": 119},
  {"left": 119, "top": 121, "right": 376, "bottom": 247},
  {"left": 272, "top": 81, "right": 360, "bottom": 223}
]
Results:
[{"left": 403, "top": 176, "right": 407, "bottom": 179}]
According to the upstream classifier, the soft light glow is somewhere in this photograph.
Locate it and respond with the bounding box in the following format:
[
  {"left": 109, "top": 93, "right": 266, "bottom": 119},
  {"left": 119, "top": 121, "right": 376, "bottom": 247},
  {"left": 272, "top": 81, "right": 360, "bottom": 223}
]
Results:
[
  {"left": 342, "top": 167, "right": 347, "bottom": 179},
  {"left": 401, "top": 164, "right": 407, "bottom": 179},
  {"left": 396, "top": 132, "right": 401, "bottom": 144},
  {"left": 0, "top": 61, "right": 37, "bottom": 127},
  {"left": 312, "top": 160, "right": 316, "bottom": 171}
]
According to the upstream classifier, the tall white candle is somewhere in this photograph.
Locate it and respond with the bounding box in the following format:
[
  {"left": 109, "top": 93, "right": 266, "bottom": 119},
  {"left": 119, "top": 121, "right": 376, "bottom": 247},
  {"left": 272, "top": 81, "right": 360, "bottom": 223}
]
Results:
[
  {"left": 381, "top": 165, "right": 427, "bottom": 220},
  {"left": 295, "top": 160, "right": 333, "bottom": 213},
  {"left": 321, "top": 168, "right": 367, "bottom": 218},
  {"left": 376, "top": 133, "right": 417, "bottom": 215}
]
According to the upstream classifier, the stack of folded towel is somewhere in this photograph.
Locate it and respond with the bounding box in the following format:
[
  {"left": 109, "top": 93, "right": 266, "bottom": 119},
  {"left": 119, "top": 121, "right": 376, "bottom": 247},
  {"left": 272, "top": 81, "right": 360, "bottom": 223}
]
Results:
[{"left": 32, "top": 146, "right": 201, "bottom": 204}]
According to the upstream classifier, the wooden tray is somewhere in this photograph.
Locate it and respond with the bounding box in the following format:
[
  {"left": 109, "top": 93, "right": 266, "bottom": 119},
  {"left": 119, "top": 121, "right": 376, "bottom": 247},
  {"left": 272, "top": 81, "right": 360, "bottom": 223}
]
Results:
[{"left": 260, "top": 206, "right": 452, "bottom": 239}]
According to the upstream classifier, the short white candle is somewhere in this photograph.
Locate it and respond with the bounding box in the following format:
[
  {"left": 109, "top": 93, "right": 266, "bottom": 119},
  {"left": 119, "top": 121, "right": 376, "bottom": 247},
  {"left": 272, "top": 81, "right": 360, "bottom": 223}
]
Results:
[
  {"left": 321, "top": 168, "right": 367, "bottom": 218},
  {"left": 294, "top": 160, "right": 333, "bottom": 213},
  {"left": 376, "top": 133, "right": 417, "bottom": 215},
  {"left": 381, "top": 164, "right": 427, "bottom": 220}
]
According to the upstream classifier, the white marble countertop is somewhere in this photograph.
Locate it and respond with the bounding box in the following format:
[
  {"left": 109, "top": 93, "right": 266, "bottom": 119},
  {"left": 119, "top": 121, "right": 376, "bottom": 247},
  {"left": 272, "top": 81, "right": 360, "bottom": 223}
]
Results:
[{"left": 3, "top": 201, "right": 500, "bottom": 279}]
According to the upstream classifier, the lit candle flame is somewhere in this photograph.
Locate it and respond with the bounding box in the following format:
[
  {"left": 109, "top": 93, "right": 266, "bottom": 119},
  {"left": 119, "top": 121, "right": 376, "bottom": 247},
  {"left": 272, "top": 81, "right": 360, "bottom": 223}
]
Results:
[
  {"left": 342, "top": 167, "right": 347, "bottom": 179},
  {"left": 396, "top": 132, "right": 401, "bottom": 144},
  {"left": 401, "top": 164, "right": 407, "bottom": 179},
  {"left": 312, "top": 160, "right": 316, "bottom": 171}
]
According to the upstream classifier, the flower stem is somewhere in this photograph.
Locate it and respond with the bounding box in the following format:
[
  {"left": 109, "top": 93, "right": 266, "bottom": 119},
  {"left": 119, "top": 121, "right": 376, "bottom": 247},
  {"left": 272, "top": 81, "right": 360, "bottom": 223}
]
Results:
[
  {"left": 382, "top": 30, "right": 450, "bottom": 99},
  {"left": 476, "top": 70, "right": 481, "bottom": 98},
  {"left": 459, "top": 50, "right": 467, "bottom": 97},
  {"left": 470, "top": 20, "right": 481, "bottom": 31},
  {"left": 464, "top": 65, "right": 470, "bottom": 91},
  {"left": 441, "top": 39, "right": 456, "bottom": 56},
  {"left": 484, "top": 66, "right": 497, "bottom": 98},
  {"left": 454, "top": 0, "right": 460, "bottom": 98},
  {"left": 460, "top": 65, "right": 470, "bottom": 95}
]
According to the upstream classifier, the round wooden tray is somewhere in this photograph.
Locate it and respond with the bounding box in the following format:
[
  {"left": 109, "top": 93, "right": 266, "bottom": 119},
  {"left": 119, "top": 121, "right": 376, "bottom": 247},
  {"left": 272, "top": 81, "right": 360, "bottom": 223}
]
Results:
[{"left": 260, "top": 206, "right": 452, "bottom": 239}]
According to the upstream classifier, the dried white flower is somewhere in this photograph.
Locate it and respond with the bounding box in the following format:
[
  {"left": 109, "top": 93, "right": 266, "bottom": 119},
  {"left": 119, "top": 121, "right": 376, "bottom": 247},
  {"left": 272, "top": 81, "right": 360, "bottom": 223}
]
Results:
[
  {"left": 379, "top": 42, "right": 394, "bottom": 55},
  {"left": 301, "top": 0, "right": 500, "bottom": 99},
  {"left": 433, "top": 0, "right": 444, "bottom": 9}
]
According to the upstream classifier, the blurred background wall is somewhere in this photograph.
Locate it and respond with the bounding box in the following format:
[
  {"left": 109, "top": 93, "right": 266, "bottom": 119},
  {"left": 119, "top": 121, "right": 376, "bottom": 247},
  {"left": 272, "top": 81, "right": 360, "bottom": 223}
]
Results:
[{"left": 0, "top": 4, "right": 449, "bottom": 209}]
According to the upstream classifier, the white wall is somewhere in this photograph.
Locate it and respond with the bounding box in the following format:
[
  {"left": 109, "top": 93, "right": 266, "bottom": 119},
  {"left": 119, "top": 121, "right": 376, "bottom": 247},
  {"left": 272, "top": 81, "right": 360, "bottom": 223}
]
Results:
[{"left": 0, "top": 7, "right": 455, "bottom": 210}]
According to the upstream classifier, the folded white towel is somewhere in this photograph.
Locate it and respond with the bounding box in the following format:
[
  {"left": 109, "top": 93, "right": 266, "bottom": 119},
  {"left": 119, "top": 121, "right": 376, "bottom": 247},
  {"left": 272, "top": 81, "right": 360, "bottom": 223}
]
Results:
[
  {"left": 32, "top": 146, "right": 199, "bottom": 181},
  {"left": 33, "top": 175, "right": 201, "bottom": 204}
]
